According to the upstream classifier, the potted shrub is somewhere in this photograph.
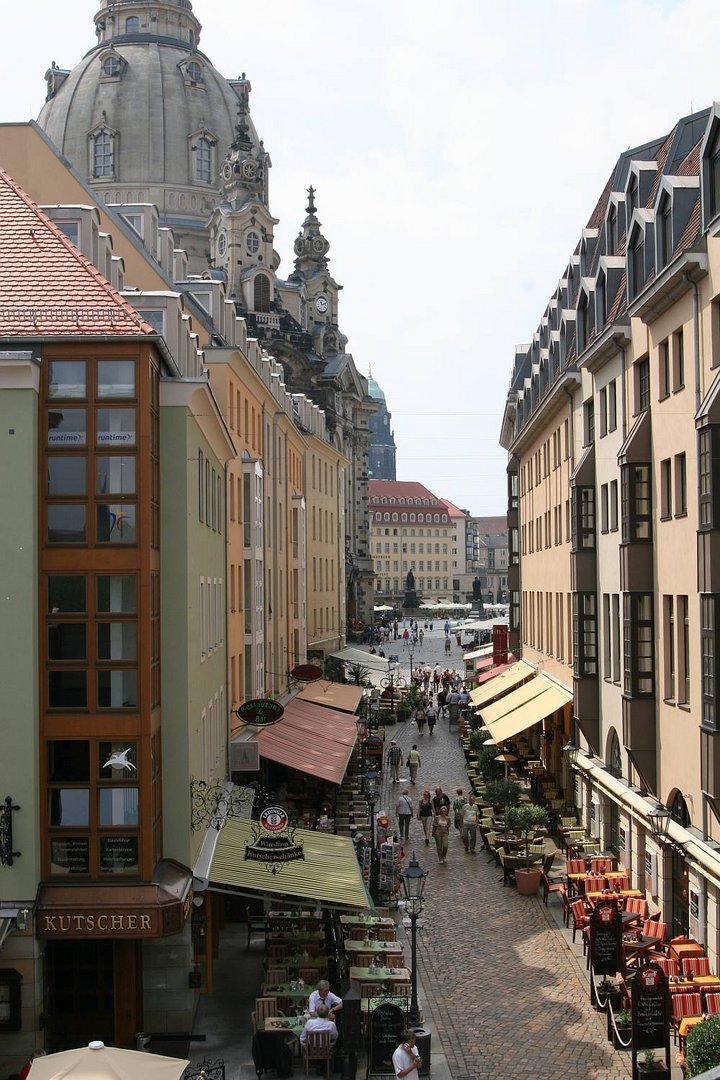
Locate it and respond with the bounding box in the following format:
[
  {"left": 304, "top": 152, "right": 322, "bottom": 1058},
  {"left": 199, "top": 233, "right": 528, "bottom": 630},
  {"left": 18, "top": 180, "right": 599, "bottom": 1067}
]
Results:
[
  {"left": 505, "top": 804, "right": 548, "bottom": 895},
  {"left": 637, "top": 1048, "right": 669, "bottom": 1075},
  {"left": 476, "top": 743, "right": 505, "bottom": 781},
  {"left": 686, "top": 1013, "right": 720, "bottom": 1077},
  {"left": 484, "top": 779, "right": 521, "bottom": 814},
  {"left": 613, "top": 1005, "right": 632, "bottom": 1049}
]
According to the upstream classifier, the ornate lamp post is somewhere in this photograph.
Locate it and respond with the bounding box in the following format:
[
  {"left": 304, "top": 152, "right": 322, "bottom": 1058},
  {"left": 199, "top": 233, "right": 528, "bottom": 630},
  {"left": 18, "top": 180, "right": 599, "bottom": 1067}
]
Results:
[
  {"left": 648, "top": 803, "right": 672, "bottom": 845},
  {"left": 355, "top": 716, "right": 367, "bottom": 794},
  {"left": 400, "top": 851, "right": 428, "bottom": 1027},
  {"left": 365, "top": 767, "right": 380, "bottom": 901}
]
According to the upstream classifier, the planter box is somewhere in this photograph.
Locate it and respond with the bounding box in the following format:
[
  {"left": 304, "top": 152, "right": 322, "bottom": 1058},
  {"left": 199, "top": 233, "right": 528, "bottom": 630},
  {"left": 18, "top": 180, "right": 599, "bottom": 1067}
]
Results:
[{"left": 515, "top": 868, "right": 542, "bottom": 896}]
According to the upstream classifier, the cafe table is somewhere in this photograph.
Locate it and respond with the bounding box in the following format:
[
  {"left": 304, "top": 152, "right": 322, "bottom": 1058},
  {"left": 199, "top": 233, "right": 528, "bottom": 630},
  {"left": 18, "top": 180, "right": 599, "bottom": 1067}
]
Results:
[
  {"left": 263, "top": 983, "right": 315, "bottom": 1004},
  {"left": 350, "top": 966, "right": 410, "bottom": 986},
  {"left": 623, "top": 934, "right": 656, "bottom": 964},
  {"left": 261, "top": 1016, "right": 305, "bottom": 1038},
  {"left": 284, "top": 956, "right": 329, "bottom": 975},
  {"left": 586, "top": 889, "right": 643, "bottom": 904},
  {"left": 344, "top": 940, "right": 403, "bottom": 958},
  {"left": 339, "top": 915, "right": 395, "bottom": 930},
  {"left": 267, "top": 911, "right": 323, "bottom": 928},
  {"left": 266, "top": 930, "right": 325, "bottom": 944},
  {"left": 678, "top": 1015, "right": 706, "bottom": 1040}
]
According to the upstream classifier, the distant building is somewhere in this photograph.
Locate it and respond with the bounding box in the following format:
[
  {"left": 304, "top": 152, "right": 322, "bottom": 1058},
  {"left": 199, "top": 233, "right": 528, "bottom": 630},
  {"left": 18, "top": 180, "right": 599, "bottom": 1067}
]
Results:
[
  {"left": 367, "top": 368, "right": 397, "bottom": 481},
  {"left": 369, "top": 480, "right": 451, "bottom": 605}
]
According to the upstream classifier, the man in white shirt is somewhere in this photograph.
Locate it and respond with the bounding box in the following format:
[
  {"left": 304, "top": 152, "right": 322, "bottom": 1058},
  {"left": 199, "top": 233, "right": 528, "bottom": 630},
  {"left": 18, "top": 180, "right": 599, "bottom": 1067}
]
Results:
[
  {"left": 300, "top": 1004, "right": 338, "bottom": 1044},
  {"left": 308, "top": 980, "right": 343, "bottom": 1019},
  {"left": 392, "top": 1031, "right": 421, "bottom": 1080}
]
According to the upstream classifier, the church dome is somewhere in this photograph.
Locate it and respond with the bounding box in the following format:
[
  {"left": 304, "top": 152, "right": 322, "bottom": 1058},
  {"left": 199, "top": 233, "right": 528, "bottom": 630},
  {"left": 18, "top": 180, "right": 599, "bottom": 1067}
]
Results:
[
  {"left": 366, "top": 369, "right": 386, "bottom": 403},
  {"left": 37, "top": 1, "right": 262, "bottom": 260}
]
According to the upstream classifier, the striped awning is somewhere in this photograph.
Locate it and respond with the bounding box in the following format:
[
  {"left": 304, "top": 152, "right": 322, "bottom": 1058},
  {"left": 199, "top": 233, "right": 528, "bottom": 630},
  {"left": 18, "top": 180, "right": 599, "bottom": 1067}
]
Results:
[
  {"left": 469, "top": 660, "right": 535, "bottom": 707},
  {"left": 208, "top": 817, "right": 371, "bottom": 909}
]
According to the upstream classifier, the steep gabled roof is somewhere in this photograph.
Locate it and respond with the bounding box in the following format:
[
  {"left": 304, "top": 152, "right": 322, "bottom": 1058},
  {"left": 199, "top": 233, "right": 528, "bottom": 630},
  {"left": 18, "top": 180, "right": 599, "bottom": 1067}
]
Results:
[{"left": 0, "top": 167, "right": 154, "bottom": 338}]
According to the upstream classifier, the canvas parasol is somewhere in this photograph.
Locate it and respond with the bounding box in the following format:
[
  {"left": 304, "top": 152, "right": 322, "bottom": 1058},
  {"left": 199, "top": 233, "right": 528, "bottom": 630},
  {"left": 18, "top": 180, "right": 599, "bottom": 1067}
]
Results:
[
  {"left": 29, "top": 1040, "right": 190, "bottom": 1080},
  {"left": 495, "top": 751, "right": 518, "bottom": 780}
]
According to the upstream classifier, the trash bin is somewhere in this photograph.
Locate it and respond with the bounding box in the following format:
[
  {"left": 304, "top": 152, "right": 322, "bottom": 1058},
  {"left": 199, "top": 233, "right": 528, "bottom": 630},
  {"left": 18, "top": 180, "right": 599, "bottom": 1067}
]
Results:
[
  {"left": 135, "top": 1032, "right": 151, "bottom": 1051},
  {"left": 413, "top": 1028, "right": 431, "bottom": 1075}
]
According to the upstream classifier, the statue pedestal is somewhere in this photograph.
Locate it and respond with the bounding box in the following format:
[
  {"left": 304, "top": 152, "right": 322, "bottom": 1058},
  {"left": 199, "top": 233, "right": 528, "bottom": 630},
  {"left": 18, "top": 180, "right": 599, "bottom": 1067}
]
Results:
[{"left": 471, "top": 600, "right": 484, "bottom": 616}]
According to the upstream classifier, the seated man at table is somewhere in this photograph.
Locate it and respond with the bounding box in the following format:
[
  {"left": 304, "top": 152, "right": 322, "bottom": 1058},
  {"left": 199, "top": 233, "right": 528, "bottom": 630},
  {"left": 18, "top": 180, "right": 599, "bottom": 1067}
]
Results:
[
  {"left": 300, "top": 1004, "right": 338, "bottom": 1044},
  {"left": 308, "top": 979, "right": 343, "bottom": 1019}
]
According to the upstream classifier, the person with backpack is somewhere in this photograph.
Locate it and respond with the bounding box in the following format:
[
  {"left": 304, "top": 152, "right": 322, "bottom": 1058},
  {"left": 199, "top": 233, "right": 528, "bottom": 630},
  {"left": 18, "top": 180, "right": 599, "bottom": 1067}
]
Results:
[{"left": 396, "top": 788, "right": 414, "bottom": 842}]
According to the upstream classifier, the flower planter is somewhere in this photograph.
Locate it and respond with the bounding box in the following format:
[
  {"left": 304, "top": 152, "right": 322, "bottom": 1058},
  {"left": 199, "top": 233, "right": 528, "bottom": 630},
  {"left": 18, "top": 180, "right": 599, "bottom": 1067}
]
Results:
[
  {"left": 613, "top": 1024, "right": 632, "bottom": 1050},
  {"left": 515, "top": 867, "right": 542, "bottom": 896}
]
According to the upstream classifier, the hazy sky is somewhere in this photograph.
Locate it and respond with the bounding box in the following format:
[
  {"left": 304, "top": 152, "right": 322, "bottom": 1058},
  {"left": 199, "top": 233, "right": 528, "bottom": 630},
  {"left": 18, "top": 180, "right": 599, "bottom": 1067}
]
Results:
[{"left": 3, "top": 0, "right": 720, "bottom": 514}]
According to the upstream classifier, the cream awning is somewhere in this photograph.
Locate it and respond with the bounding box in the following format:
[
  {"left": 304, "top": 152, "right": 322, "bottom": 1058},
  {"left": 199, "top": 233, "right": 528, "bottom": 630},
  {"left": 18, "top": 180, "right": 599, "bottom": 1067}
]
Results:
[
  {"left": 469, "top": 660, "right": 535, "bottom": 708},
  {"left": 481, "top": 675, "right": 572, "bottom": 744},
  {"left": 208, "top": 817, "right": 371, "bottom": 909},
  {"left": 297, "top": 682, "right": 364, "bottom": 713}
]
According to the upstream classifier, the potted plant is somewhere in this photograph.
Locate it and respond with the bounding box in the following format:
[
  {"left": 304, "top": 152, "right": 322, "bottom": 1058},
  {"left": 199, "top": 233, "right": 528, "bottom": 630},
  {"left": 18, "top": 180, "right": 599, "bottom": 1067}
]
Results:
[
  {"left": 686, "top": 1013, "right": 720, "bottom": 1077},
  {"left": 613, "top": 1005, "right": 632, "bottom": 1049},
  {"left": 637, "top": 1048, "right": 670, "bottom": 1075},
  {"left": 484, "top": 779, "right": 521, "bottom": 814},
  {"left": 505, "top": 804, "right": 548, "bottom": 895}
]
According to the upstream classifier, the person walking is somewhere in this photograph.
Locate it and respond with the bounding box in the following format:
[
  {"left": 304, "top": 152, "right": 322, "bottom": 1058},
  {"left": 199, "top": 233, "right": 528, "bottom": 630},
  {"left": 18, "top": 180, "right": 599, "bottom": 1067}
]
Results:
[
  {"left": 452, "top": 787, "right": 466, "bottom": 830},
  {"left": 432, "top": 805, "right": 451, "bottom": 864},
  {"left": 392, "top": 1031, "right": 421, "bottom": 1080},
  {"left": 402, "top": 628, "right": 410, "bottom": 649},
  {"left": 418, "top": 628, "right": 424, "bottom": 646},
  {"left": 426, "top": 700, "right": 437, "bottom": 736},
  {"left": 461, "top": 794, "right": 480, "bottom": 853},
  {"left": 417, "top": 790, "right": 434, "bottom": 845},
  {"left": 386, "top": 740, "right": 403, "bottom": 783},
  {"left": 415, "top": 701, "right": 426, "bottom": 736},
  {"left": 444, "top": 636, "right": 451, "bottom": 656},
  {"left": 396, "top": 788, "right": 414, "bottom": 843},
  {"left": 432, "top": 786, "right": 451, "bottom": 816},
  {"left": 407, "top": 744, "right": 421, "bottom": 784},
  {"left": 443, "top": 620, "right": 450, "bottom": 637}
]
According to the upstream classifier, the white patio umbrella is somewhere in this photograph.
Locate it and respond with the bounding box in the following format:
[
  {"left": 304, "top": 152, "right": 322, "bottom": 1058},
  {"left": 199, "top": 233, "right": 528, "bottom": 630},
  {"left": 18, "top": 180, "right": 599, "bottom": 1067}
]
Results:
[{"left": 29, "top": 1041, "right": 190, "bottom": 1080}]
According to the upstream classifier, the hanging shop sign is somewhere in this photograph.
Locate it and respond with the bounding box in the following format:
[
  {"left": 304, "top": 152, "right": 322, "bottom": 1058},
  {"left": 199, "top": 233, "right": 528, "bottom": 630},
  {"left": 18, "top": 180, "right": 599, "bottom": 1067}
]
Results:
[
  {"left": 290, "top": 664, "right": 324, "bottom": 682},
  {"left": 235, "top": 699, "right": 285, "bottom": 727},
  {"left": 244, "top": 806, "right": 304, "bottom": 874}
]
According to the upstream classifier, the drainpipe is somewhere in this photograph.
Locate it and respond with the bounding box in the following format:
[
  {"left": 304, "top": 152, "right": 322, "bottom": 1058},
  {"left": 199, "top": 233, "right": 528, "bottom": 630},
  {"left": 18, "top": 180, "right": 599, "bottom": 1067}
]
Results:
[{"left": 683, "top": 272, "right": 702, "bottom": 413}]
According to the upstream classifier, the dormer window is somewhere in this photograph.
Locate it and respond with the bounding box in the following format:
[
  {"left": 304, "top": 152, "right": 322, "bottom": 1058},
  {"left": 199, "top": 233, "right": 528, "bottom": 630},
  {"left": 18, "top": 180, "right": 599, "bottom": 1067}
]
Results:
[
  {"left": 658, "top": 195, "right": 673, "bottom": 269},
  {"left": 710, "top": 132, "right": 720, "bottom": 220},
  {"left": 607, "top": 205, "right": 617, "bottom": 255},
  {"left": 125, "top": 16, "right": 140, "bottom": 34},
  {"left": 629, "top": 226, "right": 645, "bottom": 299},
  {"left": 192, "top": 135, "right": 215, "bottom": 184},
  {"left": 100, "top": 53, "right": 125, "bottom": 79},
  {"left": 627, "top": 174, "right": 638, "bottom": 219},
  {"left": 181, "top": 58, "right": 205, "bottom": 87},
  {"left": 253, "top": 274, "right": 271, "bottom": 313},
  {"left": 596, "top": 275, "right": 607, "bottom": 329}
]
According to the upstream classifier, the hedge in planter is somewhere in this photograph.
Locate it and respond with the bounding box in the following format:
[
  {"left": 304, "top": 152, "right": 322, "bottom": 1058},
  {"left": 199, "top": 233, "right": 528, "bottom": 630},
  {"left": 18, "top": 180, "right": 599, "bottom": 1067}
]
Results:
[
  {"left": 686, "top": 1013, "right": 720, "bottom": 1077},
  {"left": 484, "top": 779, "right": 521, "bottom": 812}
]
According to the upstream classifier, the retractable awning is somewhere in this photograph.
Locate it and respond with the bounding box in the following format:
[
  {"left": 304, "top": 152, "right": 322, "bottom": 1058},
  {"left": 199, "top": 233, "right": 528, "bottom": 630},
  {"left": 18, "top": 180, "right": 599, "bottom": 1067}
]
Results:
[
  {"left": 256, "top": 699, "right": 357, "bottom": 785},
  {"left": 330, "top": 647, "right": 390, "bottom": 672},
  {"left": 480, "top": 675, "right": 572, "bottom": 745},
  {"left": 469, "top": 660, "right": 535, "bottom": 707},
  {"left": 208, "top": 817, "right": 371, "bottom": 909},
  {"left": 297, "top": 682, "right": 364, "bottom": 714}
]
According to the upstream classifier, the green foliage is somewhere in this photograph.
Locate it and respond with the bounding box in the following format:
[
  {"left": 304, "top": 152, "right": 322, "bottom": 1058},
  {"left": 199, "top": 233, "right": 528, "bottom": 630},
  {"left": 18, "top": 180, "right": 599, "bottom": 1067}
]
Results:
[
  {"left": 618, "top": 1007, "right": 631, "bottom": 1027},
  {"left": 642, "top": 1049, "right": 656, "bottom": 1068},
  {"left": 347, "top": 663, "right": 370, "bottom": 686},
  {"left": 484, "top": 779, "right": 521, "bottom": 811},
  {"left": 505, "top": 804, "right": 549, "bottom": 867},
  {"left": 324, "top": 657, "right": 346, "bottom": 684},
  {"left": 686, "top": 1014, "right": 720, "bottom": 1077},
  {"left": 468, "top": 728, "right": 491, "bottom": 756},
  {"left": 404, "top": 684, "right": 424, "bottom": 711},
  {"left": 475, "top": 743, "right": 504, "bottom": 780}
]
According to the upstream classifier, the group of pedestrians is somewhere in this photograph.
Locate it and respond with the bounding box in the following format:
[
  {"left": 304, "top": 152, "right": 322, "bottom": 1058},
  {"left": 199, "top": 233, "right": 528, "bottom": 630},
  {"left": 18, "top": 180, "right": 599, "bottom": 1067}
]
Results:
[{"left": 393, "top": 782, "right": 478, "bottom": 864}]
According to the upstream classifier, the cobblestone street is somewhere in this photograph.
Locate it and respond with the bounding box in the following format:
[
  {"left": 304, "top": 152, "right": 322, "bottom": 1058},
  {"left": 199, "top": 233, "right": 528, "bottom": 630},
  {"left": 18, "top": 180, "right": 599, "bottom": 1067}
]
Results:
[{"left": 369, "top": 626, "right": 633, "bottom": 1080}]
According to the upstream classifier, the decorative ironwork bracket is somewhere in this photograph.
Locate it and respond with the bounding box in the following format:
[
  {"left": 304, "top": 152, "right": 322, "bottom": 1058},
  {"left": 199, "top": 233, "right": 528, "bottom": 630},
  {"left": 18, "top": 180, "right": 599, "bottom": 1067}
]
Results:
[
  {"left": 190, "top": 780, "right": 253, "bottom": 832},
  {"left": 0, "top": 797, "right": 21, "bottom": 867}
]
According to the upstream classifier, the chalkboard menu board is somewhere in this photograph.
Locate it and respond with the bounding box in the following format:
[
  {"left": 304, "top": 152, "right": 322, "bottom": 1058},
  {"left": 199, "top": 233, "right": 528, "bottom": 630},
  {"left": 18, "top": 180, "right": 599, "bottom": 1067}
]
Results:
[
  {"left": 370, "top": 1002, "right": 405, "bottom": 1073},
  {"left": 590, "top": 899, "right": 622, "bottom": 976},
  {"left": 632, "top": 962, "right": 669, "bottom": 1052}
]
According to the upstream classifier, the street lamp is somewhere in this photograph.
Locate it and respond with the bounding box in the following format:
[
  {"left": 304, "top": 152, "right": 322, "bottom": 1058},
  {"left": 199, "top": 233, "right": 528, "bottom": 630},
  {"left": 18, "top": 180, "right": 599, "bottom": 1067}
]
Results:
[
  {"left": 400, "top": 851, "right": 428, "bottom": 1027},
  {"left": 562, "top": 737, "right": 580, "bottom": 768},
  {"left": 648, "top": 803, "right": 672, "bottom": 844},
  {"left": 409, "top": 648, "right": 414, "bottom": 685},
  {"left": 365, "top": 768, "right": 380, "bottom": 902}
]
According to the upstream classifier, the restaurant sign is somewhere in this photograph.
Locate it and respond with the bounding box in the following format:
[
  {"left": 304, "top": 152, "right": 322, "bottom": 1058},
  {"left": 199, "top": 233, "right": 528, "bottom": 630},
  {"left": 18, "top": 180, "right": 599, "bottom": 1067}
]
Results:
[
  {"left": 244, "top": 806, "right": 304, "bottom": 875},
  {"left": 632, "top": 962, "right": 669, "bottom": 1053},
  {"left": 589, "top": 899, "right": 623, "bottom": 977},
  {"left": 235, "top": 699, "right": 285, "bottom": 727},
  {"left": 39, "top": 909, "right": 161, "bottom": 938}
]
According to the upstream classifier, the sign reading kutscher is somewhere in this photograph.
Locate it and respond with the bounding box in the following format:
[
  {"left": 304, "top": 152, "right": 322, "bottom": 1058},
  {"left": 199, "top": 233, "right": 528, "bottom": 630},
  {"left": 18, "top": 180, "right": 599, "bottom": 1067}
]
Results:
[{"left": 36, "top": 883, "right": 188, "bottom": 939}]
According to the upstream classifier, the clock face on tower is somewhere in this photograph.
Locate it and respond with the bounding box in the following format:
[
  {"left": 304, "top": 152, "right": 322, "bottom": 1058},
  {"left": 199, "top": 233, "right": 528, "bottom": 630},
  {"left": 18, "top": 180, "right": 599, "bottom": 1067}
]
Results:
[{"left": 315, "top": 296, "right": 328, "bottom": 314}]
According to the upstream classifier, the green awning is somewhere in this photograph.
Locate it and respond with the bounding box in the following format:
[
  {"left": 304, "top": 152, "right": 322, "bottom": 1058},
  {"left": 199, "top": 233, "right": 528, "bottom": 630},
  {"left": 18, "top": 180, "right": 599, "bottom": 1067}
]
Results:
[{"left": 208, "top": 817, "right": 371, "bottom": 909}]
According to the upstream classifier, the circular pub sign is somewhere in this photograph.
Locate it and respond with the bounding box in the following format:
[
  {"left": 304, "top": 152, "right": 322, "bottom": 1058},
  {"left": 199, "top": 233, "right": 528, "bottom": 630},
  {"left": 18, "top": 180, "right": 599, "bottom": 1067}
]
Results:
[
  {"left": 260, "top": 806, "right": 289, "bottom": 833},
  {"left": 290, "top": 663, "right": 324, "bottom": 682},
  {"left": 235, "top": 699, "right": 285, "bottom": 726}
]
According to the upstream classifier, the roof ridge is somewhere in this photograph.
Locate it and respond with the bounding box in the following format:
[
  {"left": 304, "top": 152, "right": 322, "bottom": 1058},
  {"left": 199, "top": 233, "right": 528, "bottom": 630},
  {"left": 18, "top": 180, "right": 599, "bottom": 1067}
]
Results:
[{"left": 0, "top": 166, "right": 154, "bottom": 334}]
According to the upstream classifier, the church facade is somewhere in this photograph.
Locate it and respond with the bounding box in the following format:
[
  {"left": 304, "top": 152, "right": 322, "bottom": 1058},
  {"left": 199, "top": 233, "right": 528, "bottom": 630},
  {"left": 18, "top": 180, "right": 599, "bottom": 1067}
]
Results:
[{"left": 38, "top": 0, "right": 375, "bottom": 628}]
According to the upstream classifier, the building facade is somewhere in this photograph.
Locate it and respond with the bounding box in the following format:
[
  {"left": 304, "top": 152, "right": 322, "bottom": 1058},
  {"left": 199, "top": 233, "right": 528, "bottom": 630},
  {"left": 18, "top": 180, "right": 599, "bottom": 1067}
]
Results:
[
  {"left": 501, "top": 101, "right": 720, "bottom": 962},
  {"left": 369, "top": 480, "right": 452, "bottom": 607}
]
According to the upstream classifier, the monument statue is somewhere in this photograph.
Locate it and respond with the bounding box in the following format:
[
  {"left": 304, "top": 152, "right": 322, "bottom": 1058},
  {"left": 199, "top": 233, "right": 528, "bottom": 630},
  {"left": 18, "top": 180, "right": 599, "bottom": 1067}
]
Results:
[
  {"left": 472, "top": 576, "right": 483, "bottom": 600},
  {"left": 403, "top": 569, "right": 418, "bottom": 611}
]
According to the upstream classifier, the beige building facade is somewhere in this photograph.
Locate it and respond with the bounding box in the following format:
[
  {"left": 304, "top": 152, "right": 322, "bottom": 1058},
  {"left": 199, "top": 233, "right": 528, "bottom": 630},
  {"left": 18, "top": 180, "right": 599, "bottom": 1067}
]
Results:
[
  {"left": 369, "top": 480, "right": 452, "bottom": 607},
  {"left": 501, "top": 102, "right": 720, "bottom": 960}
]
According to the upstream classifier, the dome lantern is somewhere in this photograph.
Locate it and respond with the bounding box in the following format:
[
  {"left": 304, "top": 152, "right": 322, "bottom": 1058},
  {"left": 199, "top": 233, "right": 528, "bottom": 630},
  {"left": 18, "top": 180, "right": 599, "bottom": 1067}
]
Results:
[{"left": 94, "top": 1, "right": 202, "bottom": 50}]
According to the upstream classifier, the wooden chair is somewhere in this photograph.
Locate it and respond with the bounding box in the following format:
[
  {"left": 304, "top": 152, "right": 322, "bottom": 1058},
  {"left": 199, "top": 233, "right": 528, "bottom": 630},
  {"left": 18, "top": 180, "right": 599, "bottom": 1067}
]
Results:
[
  {"left": 566, "top": 857, "right": 588, "bottom": 877},
  {"left": 704, "top": 991, "right": 720, "bottom": 1014},
  {"left": 590, "top": 857, "right": 614, "bottom": 874},
  {"left": 298, "top": 967, "right": 321, "bottom": 982},
  {"left": 302, "top": 1029, "right": 336, "bottom": 1078},
  {"left": 265, "top": 966, "right": 289, "bottom": 984},
  {"left": 653, "top": 957, "right": 679, "bottom": 978},
  {"left": 625, "top": 897, "right": 649, "bottom": 919},
  {"left": 684, "top": 956, "right": 712, "bottom": 979},
  {"left": 541, "top": 871, "right": 570, "bottom": 924},
  {"left": 642, "top": 918, "right": 668, "bottom": 950},
  {"left": 247, "top": 905, "right": 266, "bottom": 950},
  {"left": 671, "top": 991, "right": 703, "bottom": 1045},
  {"left": 359, "top": 981, "right": 385, "bottom": 998},
  {"left": 267, "top": 943, "right": 289, "bottom": 961},
  {"left": 255, "top": 996, "right": 283, "bottom": 1025},
  {"left": 570, "top": 899, "right": 591, "bottom": 947}
]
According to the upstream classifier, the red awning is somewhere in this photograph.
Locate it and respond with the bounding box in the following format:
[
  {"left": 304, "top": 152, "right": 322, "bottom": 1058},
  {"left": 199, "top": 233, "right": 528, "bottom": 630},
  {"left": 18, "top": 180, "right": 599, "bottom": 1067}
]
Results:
[
  {"left": 475, "top": 661, "right": 514, "bottom": 685},
  {"left": 256, "top": 699, "right": 357, "bottom": 785},
  {"left": 476, "top": 657, "right": 495, "bottom": 672}
]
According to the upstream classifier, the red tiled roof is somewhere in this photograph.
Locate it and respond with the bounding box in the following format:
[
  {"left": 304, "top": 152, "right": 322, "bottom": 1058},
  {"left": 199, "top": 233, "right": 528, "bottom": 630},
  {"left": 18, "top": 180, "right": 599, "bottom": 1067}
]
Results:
[
  {"left": 441, "top": 498, "right": 466, "bottom": 518},
  {"left": 369, "top": 480, "right": 442, "bottom": 503},
  {"left": 677, "top": 196, "right": 702, "bottom": 251},
  {"left": 0, "top": 167, "right": 154, "bottom": 338},
  {"left": 473, "top": 517, "right": 507, "bottom": 535},
  {"left": 647, "top": 126, "right": 676, "bottom": 207},
  {"left": 586, "top": 171, "right": 614, "bottom": 231},
  {"left": 677, "top": 137, "right": 702, "bottom": 178},
  {"left": 606, "top": 272, "right": 627, "bottom": 323}
]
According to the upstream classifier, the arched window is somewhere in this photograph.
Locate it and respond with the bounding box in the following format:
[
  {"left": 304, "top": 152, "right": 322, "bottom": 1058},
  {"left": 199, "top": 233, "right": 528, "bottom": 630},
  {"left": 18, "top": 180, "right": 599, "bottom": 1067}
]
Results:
[
  {"left": 125, "top": 16, "right": 140, "bottom": 33},
  {"left": 186, "top": 61, "right": 203, "bottom": 83},
  {"left": 194, "top": 137, "right": 213, "bottom": 184},
  {"left": 670, "top": 792, "right": 690, "bottom": 938},
  {"left": 253, "top": 274, "right": 271, "bottom": 312},
  {"left": 383, "top": 513, "right": 390, "bottom": 522},
  {"left": 93, "top": 132, "right": 114, "bottom": 178}
]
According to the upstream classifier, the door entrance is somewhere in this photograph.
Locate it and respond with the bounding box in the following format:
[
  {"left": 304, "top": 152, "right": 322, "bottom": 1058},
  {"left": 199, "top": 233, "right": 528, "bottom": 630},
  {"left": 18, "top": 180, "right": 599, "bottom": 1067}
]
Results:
[{"left": 46, "top": 940, "right": 114, "bottom": 1051}]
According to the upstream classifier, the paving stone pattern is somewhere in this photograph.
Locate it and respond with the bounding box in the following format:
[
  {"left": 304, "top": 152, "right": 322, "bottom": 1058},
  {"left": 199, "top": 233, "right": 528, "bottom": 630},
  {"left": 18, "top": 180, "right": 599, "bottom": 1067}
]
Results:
[{"left": 374, "top": 625, "right": 632, "bottom": 1079}]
